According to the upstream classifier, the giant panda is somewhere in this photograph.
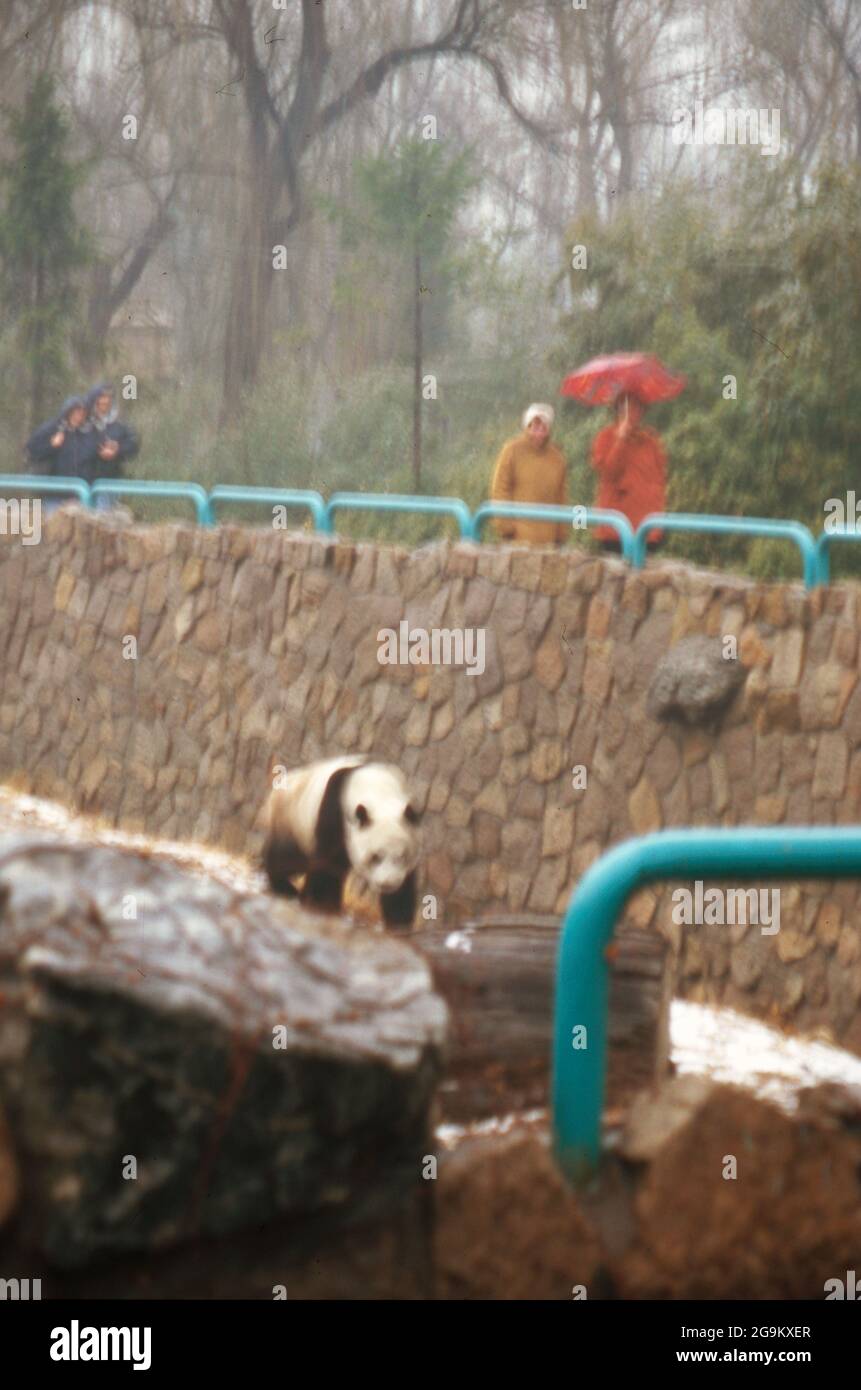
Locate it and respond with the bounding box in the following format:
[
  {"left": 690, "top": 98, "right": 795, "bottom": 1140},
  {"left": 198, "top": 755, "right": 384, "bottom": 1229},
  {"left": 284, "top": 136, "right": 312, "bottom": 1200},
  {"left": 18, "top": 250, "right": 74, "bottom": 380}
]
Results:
[{"left": 260, "top": 756, "right": 422, "bottom": 928}]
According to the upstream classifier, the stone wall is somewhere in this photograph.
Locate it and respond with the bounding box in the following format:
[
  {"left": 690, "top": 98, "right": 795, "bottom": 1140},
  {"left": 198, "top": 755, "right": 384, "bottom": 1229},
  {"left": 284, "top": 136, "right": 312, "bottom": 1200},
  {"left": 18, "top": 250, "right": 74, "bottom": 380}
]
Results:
[{"left": 1, "top": 508, "right": 861, "bottom": 1048}]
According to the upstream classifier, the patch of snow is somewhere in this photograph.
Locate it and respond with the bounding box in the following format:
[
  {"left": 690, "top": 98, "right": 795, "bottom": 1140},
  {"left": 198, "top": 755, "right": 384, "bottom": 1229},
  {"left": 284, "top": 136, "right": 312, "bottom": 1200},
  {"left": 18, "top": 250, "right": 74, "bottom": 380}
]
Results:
[
  {"left": 670, "top": 999, "right": 861, "bottom": 1113},
  {"left": 0, "top": 785, "right": 261, "bottom": 894},
  {"left": 444, "top": 931, "right": 473, "bottom": 953},
  {"left": 437, "top": 1108, "right": 547, "bottom": 1149}
]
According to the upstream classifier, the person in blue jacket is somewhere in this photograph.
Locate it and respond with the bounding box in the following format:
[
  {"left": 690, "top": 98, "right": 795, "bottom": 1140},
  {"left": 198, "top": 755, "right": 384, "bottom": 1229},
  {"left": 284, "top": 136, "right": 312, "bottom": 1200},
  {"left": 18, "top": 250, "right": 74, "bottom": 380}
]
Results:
[{"left": 26, "top": 395, "right": 100, "bottom": 482}]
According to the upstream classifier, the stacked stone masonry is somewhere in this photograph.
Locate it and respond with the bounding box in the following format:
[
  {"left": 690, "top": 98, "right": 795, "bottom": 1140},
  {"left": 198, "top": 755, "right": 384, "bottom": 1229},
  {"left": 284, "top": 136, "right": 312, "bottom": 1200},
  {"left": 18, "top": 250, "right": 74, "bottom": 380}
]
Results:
[{"left": 1, "top": 509, "right": 860, "bottom": 1049}]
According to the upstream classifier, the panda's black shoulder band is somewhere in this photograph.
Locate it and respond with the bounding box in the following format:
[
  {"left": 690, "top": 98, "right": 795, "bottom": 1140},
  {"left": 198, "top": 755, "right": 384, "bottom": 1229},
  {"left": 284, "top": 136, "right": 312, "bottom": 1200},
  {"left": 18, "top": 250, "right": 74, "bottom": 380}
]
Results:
[{"left": 315, "top": 762, "right": 362, "bottom": 868}]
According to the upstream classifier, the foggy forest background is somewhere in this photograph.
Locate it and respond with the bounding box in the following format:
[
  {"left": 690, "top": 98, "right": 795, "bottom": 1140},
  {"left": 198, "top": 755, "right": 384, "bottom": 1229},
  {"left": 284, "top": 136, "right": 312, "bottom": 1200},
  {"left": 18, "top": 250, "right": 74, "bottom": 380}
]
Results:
[{"left": 1, "top": 0, "right": 859, "bottom": 575}]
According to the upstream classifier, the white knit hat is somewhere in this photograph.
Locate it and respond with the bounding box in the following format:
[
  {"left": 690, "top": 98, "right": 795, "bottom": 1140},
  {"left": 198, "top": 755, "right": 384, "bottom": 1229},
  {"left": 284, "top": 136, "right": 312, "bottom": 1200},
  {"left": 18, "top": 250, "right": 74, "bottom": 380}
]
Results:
[{"left": 523, "top": 402, "right": 555, "bottom": 430}]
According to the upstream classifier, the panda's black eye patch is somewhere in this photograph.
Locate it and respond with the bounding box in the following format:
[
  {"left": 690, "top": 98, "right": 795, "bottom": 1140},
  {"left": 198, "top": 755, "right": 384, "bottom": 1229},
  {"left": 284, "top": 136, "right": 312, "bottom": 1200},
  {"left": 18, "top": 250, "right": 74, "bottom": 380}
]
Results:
[
  {"left": 404, "top": 804, "right": 420, "bottom": 825},
  {"left": 355, "top": 804, "right": 371, "bottom": 828}
]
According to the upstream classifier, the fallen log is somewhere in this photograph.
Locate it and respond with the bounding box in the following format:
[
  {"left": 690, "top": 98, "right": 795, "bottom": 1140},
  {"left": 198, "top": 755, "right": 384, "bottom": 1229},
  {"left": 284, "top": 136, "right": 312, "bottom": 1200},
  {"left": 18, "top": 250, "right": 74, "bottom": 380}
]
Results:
[{"left": 409, "top": 914, "right": 673, "bottom": 1122}]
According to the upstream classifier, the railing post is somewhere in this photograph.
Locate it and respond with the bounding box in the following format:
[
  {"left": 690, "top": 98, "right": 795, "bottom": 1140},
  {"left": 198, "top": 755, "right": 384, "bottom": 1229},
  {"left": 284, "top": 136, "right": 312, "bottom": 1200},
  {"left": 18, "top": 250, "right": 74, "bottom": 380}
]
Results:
[
  {"left": 634, "top": 514, "right": 819, "bottom": 589},
  {"left": 553, "top": 826, "right": 861, "bottom": 1183},
  {"left": 324, "top": 492, "right": 472, "bottom": 538},
  {"left": 470, "top": 503, "right": 634, "bottom": 559}
]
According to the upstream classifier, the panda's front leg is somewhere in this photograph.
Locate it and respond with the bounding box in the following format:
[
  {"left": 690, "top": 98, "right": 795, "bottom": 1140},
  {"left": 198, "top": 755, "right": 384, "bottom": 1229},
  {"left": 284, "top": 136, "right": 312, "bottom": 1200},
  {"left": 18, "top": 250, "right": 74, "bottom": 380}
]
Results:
[
  {"left": 302, "top": 867, "right": 347, "bottom": 915},
  {"left": 380, "top": 870, "right": 417, "bottom": 930},
  {"left": 262, "top": 832, "right": 304, "bottom": 898}
]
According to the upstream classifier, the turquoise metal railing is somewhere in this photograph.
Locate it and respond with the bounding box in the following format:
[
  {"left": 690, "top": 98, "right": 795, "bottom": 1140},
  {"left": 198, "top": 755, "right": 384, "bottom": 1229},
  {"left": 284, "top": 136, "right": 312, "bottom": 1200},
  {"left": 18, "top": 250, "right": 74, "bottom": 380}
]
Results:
[
  {"left": 0, "top": 473, "right": 846, "bottom": 589},
  {"left": 0, "top": 474, "right": 92, "bottom": 506},
  {"left": 468, "top": 502, "right": 635, "bottom": 560},
  {"left": 90, "top": 479, "right": 213, "bottom": 526},
  {"left": 323, "top": 491, "right": 473, "bottom": 539},
  {"left": 814, "top": 528, "right": 861, "bottom": 586},
  {"left": 552, "top": 826, "right": 861, "bottom": 1184},
  {"left": 632, "top": 513, "right": 819, "bottom": 589},
  {"left": 209, "top": 484, "right": 327, "bottom": 532}
]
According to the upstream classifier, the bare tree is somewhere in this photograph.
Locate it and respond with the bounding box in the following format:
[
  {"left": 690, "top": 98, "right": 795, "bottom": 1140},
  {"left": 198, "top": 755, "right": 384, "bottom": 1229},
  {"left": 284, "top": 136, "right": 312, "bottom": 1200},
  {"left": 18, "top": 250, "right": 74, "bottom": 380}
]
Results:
[{"left": 156, "top": 0, "right": 555, "bottom": 417}]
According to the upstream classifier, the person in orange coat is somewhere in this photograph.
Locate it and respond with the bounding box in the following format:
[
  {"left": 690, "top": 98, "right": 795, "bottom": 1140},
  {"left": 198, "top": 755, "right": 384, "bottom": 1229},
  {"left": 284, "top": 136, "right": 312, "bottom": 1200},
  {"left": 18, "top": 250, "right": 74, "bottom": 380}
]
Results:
[
  {"left": 489, "top": 403, "right": 569, "bottom": 545},
  {"left": 590, "top": 392, "right": 666, "bottom": 552}
]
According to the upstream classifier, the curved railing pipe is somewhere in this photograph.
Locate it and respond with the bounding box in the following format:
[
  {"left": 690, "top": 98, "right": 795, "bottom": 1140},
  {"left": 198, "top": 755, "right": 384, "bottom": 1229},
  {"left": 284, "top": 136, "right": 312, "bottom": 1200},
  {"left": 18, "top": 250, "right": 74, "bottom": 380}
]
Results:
[
  {"left": 209, "top": 484, "right": 327, "bottom": 532},
  {"left": 553, "top": 826, "right": 861, "bottom": 1184},
  {"left": 324, "top": 491, "right": 473, "bottom": 539},
  {"left": 632, "top": 513, "right": 819, "bottom": 589},
  {"left": 0, "top": 474, "right": 92, "bottom": 506},
  {"left": 814, "top": 528, "right": 861, "bottom": 587},
  {"left": 90, "top": 479, "right": 213, "bottom": 526},
  {"left": 468, "top": 502, "right": 635, "bottom": 559}
]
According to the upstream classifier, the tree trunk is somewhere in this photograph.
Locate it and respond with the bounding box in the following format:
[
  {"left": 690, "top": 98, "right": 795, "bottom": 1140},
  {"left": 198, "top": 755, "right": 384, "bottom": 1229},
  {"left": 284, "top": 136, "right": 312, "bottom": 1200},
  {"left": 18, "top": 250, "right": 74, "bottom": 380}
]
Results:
[
  {"left": 412, "top": 246, "right": 422, "bottom": 490},
  {"left": 221, "top": 138, "right": 280, "bottom": 425},
  {"left": 409, "top": 916, "right": 672, "bottom": 1122},
  {"left": 30, "top": 255, "right": 46, "bottom": 430},
  {"left": 221, "top": 201, "right": 273, "bottom": 422}
]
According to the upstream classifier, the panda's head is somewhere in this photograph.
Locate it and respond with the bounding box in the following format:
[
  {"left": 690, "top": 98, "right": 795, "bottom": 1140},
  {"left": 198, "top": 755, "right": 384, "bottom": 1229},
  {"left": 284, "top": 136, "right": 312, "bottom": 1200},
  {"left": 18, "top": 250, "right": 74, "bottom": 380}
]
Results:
[{"left": 341, "top": 763, "right": 421, "bottom": 895}]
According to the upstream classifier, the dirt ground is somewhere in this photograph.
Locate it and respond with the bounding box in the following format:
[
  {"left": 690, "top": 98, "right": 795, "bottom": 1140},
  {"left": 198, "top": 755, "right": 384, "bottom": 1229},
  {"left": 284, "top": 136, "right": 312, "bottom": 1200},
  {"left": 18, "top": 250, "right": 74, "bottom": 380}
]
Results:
[{"left": 433, "top": 1083, "right": 861, "bottom": 1300}]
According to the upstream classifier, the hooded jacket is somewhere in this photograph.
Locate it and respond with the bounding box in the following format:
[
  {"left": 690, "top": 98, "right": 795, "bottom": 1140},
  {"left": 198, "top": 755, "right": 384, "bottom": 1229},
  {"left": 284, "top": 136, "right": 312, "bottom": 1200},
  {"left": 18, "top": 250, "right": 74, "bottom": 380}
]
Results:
[
  {"left": 83, "top": 383, "right": 118, "bottom": 429},
  {"left": 489, "top": 431, "right": 570, "bottom": 544},
  {"left": 26, "top": 397, "right": 101, "bottom": 482},
  {"left": 83, "top": 384, "right": 140, "bottom": 475}
]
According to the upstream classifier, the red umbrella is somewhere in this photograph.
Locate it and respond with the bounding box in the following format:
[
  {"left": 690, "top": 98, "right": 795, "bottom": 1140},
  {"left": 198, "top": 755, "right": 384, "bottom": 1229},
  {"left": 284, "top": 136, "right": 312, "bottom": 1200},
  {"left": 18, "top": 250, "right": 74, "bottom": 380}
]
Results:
[{"left": 560, "top": 353, "right": 686, "bottom": 407}]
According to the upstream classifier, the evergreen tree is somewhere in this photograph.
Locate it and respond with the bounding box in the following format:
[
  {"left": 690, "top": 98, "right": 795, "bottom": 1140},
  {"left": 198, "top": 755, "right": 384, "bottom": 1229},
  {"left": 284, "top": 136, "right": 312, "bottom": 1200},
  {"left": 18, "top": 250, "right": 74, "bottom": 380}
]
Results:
[
  {"left": 329, "top": 138, "right": 475, "bottom": 489},
  {"left": 0, "top": 74, "right": 90, "bottom": 427},
  {"left": 554, "top": 158, "right": 861, "bottom": 579}
]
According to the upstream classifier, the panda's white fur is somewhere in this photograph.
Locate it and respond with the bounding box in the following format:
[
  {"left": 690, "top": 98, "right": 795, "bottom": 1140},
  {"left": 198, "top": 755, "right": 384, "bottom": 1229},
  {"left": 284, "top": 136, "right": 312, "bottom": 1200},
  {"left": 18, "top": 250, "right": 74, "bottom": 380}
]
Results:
[{"left": 261, "top": 756, "right": 421, "bottom": 927}]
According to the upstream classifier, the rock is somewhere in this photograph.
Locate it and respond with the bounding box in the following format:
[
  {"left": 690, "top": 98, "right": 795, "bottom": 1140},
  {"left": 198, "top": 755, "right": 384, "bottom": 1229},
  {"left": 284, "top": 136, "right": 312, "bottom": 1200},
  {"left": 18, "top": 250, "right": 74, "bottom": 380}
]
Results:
[
  {"left": 770, "top": 629, "right": 805, "bottom": 687},
  {"left": 180, "top": 557, "right": 205, "bottom": 593},
  {"left": 541, "top": 806, "right": 574, "bottom": 858},
  {"left": 763, "top": 688, "right": 800, "bottom": 732},
  {"left": 708, "top": 752, "right": 730, "bottom": 814},
  {"left": 628, "top": 776, "right": 662, "bottom": 834},
  {"left": 527, "top": 857, "right": 568, "bottom": 912},
  {"left": 431, "top": 702, "right": 455, "bottom": 742},
  {"left": 0, "top": 836, "right": 446, "bottom": 1268},
  {"left": 621, "top": 1083, "right": 861, "bottom": 1299},
  {"left": 54, "top": 572, "right": 76, "bottom": 613},
  {"left": 800, "top": 664, "right": 856, "bottom": 730},
  {"left": 533, "top": 636, "right": 565, "bottom": 691},
  {"left": 754, "top": 792, "right": 786, "bottom": 823},
  {"left": 530, "top": 741, "right": 564, "bottom": 784},
  {"left": 582, "top": 646, "right": 613, "bottom": 704},
  {"left": 463, "top": 577, "right": 496, "bottom": 626},
  {"left": 815, "top": 901, "right": 841, "bottom": 949},
  {"left": 524, "top": 595, "right": 553, "bottom": 645},
  {"left": 404, "top": 703, "right": 431, "bottom": 747},
  {"left": 646, "top": 635, "right": 745, "bottom": 726},
  {"left": 435, "top": 1130, "right": 602, "bottom": 1300},
  {"left": 619, "top": 1075, "right": 716, "bottom": 1162},
  {"left": 795, "top": 1081, "right": 861, "bottom": 1130},
  {"left": 812, "top": 731, "right": 849, "bottom": 799},
  {"left": 194, "top": 609, "right": 229, "bottom": 653},
  {"left": 646, "top": 735, "right": 681, "bottom": 793}
]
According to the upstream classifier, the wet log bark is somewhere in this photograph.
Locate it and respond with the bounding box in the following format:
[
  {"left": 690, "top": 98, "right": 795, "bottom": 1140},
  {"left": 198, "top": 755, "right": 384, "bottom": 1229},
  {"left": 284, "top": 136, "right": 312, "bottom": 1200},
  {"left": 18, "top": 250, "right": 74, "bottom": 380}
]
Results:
[{"left": 409, "top": 915, "right": 672, "bottom": 1122}]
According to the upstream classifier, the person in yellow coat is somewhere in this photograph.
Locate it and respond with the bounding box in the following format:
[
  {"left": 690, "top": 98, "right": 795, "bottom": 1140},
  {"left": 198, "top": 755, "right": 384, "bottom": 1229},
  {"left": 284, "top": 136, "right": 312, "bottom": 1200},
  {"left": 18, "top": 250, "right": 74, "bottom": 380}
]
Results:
[{"left": 489, "top": 402, "right": 569, "bottom": 544}]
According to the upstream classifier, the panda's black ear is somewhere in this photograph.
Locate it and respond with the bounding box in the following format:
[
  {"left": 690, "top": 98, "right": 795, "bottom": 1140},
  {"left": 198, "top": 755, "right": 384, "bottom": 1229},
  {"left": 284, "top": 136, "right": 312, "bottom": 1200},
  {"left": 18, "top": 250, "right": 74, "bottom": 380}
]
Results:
[
  {"left": 355, "top": 804, "right": 371, "bottom": 828},
  {"left": 404, "top": 803, "right": 421, "bottom": 825}
]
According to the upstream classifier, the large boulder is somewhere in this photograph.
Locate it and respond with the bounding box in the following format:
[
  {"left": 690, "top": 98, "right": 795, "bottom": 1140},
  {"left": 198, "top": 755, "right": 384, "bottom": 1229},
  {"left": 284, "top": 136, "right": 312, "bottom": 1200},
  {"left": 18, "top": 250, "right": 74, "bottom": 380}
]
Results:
[
  {"left": 646, "top": 634, "right": 745, "bottom": 725},
  {"left": 0, "top": 835, "right": 446, "bottom": 1268}
]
